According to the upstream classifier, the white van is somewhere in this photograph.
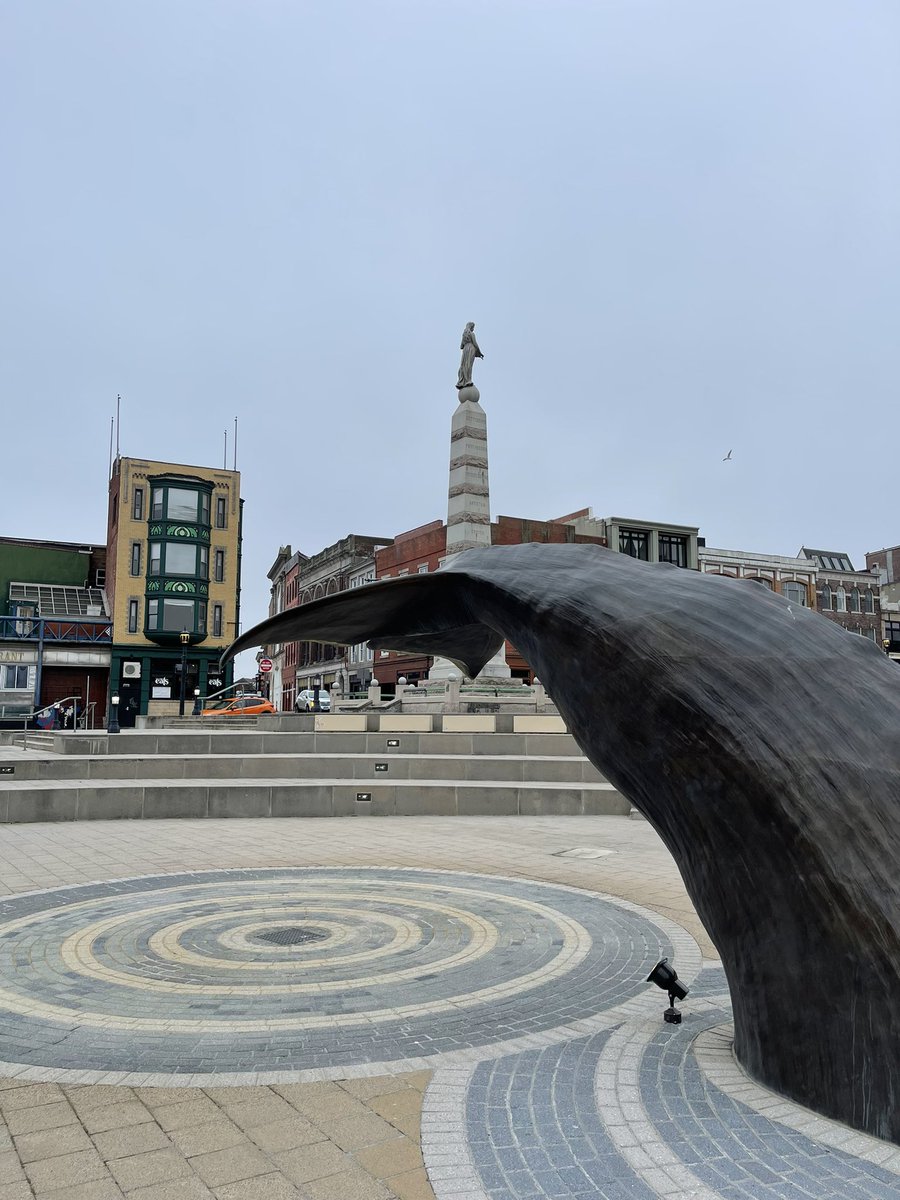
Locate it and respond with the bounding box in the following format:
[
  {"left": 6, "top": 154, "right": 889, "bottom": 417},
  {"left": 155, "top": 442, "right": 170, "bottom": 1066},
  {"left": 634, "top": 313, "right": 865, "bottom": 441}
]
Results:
[{"left": 295, "top": 689, "right": 332, "bottom": 713}]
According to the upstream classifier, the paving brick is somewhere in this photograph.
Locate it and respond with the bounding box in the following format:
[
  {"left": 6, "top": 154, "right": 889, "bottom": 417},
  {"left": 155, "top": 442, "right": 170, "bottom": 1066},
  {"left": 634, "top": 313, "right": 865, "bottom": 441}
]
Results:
[
  {"left": 246, "top": 1116, "right": 324, "bottom": 1154},
  {"left": 188, "top": 1144, "right": 273, "bottom": 1188},
  {"left": 23, "top": 1147, "right": 110, "bottom": 1192},
  {"left": 166, "top": 1122, "right": 247, "bottom": 1159},
  {"left": 107, "top": 1148, "right": 196, "bottom": 1191},
  {"left": 13, "top": 1123, "right": 94, "bottom": 1163},
  {"left": 80, "top": 1103, "right": 154, "bottom": 1135},
  {"left": 274, "top": 1141, "right": 349, "bottom": 1184},
  {"left": 92, "top": 1123, "right": 173, "bottom": 1161}
]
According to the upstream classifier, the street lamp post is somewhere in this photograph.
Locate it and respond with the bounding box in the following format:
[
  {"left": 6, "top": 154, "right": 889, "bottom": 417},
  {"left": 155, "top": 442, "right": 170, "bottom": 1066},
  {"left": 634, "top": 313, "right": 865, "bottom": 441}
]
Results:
[
  {"left": 108, "top": 693, "right": 120, "bottom": 735},
  {"left": 312, "top": 674, "right": 322, "bottom": 713},
  {"left": 192, "top": 687, "right": 202, "bottom": 717},
  {"left": 178, "top": 631, "right": 190, "bottom": 717}
]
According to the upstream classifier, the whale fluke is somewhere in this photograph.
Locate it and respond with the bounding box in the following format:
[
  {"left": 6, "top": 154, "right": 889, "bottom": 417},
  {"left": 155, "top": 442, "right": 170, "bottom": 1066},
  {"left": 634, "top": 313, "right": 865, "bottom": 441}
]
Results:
[{"left": 226, "top": 543, "right": 900, "bottom": 1144}]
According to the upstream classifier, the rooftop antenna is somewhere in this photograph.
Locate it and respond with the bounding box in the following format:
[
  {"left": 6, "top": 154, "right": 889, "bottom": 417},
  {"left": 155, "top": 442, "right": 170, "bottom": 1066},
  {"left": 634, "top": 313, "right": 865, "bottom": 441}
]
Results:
[
  {"left": 223, "top": 428, "right": 228, "bottom": 470},
  {"left": 115, "top": 394, "right": 121, "bottom": 460},
  {"left": 233, "top": 416, "right": 238, "bottom": 472},
  {"left": 108, "top": 416, "right": 114, "bottom": 479}
]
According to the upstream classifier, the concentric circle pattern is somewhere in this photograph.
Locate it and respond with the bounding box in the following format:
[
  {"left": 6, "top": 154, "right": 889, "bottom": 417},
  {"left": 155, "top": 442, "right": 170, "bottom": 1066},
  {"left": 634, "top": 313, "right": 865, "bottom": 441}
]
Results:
[{"left": 0, "top": 868, "right": 674, "bottom": 1075}]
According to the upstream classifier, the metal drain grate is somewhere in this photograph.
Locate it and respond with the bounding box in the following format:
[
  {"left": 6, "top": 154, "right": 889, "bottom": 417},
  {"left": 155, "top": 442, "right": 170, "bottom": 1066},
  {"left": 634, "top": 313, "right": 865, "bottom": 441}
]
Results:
[{"left": 256, "top": 927, "right": 328, "bottom": 946}]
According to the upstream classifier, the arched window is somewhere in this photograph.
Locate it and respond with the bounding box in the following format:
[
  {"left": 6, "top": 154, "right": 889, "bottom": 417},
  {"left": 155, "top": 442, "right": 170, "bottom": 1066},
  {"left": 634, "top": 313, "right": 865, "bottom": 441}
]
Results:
[
  {"left": 849, "top": 587, "right": 860, "bottom": 613},
  {"left": 746, "top": 576, "right": 773, "bottom": 589},
  {"left": 820, "top": 584, "right": 832, "bottom": 611},
  {"left": 865, "top": 590, "right": 875, "bottom": 614},
  {"left": 835, "top": 587, "right": 847, "bottom": 613},
  {"left": 782, "top": 581, "right": 807, "bottom": 606}
]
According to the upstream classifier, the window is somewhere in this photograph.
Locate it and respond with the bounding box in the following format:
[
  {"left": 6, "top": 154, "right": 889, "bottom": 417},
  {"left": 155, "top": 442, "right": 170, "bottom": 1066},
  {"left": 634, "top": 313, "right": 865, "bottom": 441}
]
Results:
[
  {"left": 835, "top": 587, "right": 847, "bottom": 613},
  {"left": 199, "top": 492, "right": 210, "bottom": 526},
  {"left": 130, "top": 543, "right": 142, "bottom": 576},
  {"left": 128, "top": 599, "right": 139, "bottom": 633},
  {"left": 132, "top": 487, "right": 144, "bottom": 521},
  {"left": 849, "top": 587, "right": 860, "bottom": 613},
  {"left": 213, "top": 604, "right": 223, "bottom": 638},
  {"left": 417, "top": 564, "right": 429, "bottom": 574},
  {"left": 199, "top": 545, "right": 208, "bottom": 579},
  {"left": 149, "top": 543, "right": 162, "bottom": 575},
  {"left": 821, "top": 584, "right": 832, "bottom": 610},
  {"left": 151, "top": 488, "right": 164, "bottom": 520},
  {"left": 865, "top": 590, "right": 875, "bottom": 614},
  {"left": 215, "top": 496, "right": 227, "bottom": 529},
  {"left": 782, "top": 581, "right": 807, "bottom": 606},
  {"left": 2, "top": 665, "right": 28, "bottom": 689},
  {"left": 619, "top": 529, "right": 649, "bottom": 560},
  {"left": 158, "top": 598, "right": 195, "bottom": 632},
  {"left": 747, "top": 576, "right": 773, "bottom": 589},
  {"left": 167, "top": 488, "right": 200, "bottom": 521},
  {"left": 214, "top": 549, "right": 225, "bottom": 582},
  {"left": 198, "top": 602, "right": 207, "bottom": 635},
  {"left": 658, "top": 534, "right": 688, "bottom": 568},
  {"left": 166, "top": 543, "right": 198, "bottom": 575}
]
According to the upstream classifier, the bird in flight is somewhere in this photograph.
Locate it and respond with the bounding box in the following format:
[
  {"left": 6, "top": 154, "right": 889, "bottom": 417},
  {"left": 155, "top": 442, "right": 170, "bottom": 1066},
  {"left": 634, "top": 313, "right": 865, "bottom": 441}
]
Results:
[{"left": 723, "top": 449, "right": 733, "bottom": 461}]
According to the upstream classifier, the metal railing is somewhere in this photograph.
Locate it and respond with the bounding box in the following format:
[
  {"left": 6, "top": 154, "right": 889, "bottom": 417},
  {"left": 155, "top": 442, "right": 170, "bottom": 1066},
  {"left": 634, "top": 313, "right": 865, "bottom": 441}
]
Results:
[{"left": 0, "top": 616, "right": 112, "bottom": 643}]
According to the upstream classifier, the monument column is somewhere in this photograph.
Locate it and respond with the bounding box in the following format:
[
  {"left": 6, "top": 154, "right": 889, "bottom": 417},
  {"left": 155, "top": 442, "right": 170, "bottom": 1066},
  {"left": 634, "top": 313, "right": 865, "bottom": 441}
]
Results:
[{"left": 429, "top": 323, "right": 510, "bottom": 682}]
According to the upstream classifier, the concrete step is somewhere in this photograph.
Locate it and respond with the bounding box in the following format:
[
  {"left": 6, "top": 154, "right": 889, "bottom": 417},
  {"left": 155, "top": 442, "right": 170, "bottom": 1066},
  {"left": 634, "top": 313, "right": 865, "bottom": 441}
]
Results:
[
  {"left": 0, "top": 751, "right": 608, "bottom": 785},
  {"left": 58, "top": 729, "right": 587, "bottom": 758},
  {"left": 160, "top": 717, "right": 259, "bottom": 729},
  {"left": 0, "top": 776, "right": 628, "bottom": 823}
]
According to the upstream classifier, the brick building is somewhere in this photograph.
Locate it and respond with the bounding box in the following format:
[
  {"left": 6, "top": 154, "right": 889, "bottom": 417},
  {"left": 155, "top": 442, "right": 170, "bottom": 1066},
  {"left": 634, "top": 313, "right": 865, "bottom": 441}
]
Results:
[
  {"left": 865, "top": 544, "right": 900, "bottom": 660},
  {"left": 106, "top": 456, "right": 243, "bottom": 724},
  {"left": 699, "top": 546, "right": 817, "bottom": 607},
  {"left": 0, "top": 537, "right": 110, "bottom": 726},
  {"left": 799, "top": 547, "right": 881, "bottom": 643}
]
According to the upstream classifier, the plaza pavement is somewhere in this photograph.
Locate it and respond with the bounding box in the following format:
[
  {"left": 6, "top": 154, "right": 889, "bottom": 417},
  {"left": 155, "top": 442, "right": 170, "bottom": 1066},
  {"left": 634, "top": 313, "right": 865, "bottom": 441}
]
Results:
[{"left": 0, "top": 815, "right": 895, "bottom": 1200}]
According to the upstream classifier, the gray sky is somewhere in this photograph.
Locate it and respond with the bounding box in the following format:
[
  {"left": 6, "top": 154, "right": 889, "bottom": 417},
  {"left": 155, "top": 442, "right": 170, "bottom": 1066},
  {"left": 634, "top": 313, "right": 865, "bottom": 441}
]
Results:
[{"left": 3, "top": 1, "right": 899, "bottom": 665}]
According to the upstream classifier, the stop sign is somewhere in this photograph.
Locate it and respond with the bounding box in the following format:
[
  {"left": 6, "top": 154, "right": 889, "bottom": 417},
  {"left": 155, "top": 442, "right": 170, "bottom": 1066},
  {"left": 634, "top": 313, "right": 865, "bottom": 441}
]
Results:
[{"left": 258, "top": 658, "right": 273, "bottom": 673}]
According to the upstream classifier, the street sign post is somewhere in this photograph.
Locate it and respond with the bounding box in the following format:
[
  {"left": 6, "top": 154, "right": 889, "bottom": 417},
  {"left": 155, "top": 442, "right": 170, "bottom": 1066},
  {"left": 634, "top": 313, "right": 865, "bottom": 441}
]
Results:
[{"left": 259, "top": 658, "right": 273, "bottom": 674}]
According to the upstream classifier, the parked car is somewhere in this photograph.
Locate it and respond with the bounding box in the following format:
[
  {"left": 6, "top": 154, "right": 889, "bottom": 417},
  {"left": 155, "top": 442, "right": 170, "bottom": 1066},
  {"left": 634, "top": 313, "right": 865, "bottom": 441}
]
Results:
[
  {"left": 295, "top": 689, "right": 331, "bottom": 713},
  {"left": 201, "top": 695, "right": 276, "bottom": 717}
]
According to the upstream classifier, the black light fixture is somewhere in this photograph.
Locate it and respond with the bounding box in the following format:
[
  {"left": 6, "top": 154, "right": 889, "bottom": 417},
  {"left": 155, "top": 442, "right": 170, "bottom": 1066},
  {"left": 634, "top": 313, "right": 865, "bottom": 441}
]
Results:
[
  {"left": 108, "top": 693, "right": 120, "bottom": 735},
  {"left": 178, "top": 630, "right": 191, "bottom": 717},
  {"left": 312, "top": 674, "right": 322, "bottom": 712},
  {"left": 647, "top": 957, "right": 689, "bottom": 1024}
]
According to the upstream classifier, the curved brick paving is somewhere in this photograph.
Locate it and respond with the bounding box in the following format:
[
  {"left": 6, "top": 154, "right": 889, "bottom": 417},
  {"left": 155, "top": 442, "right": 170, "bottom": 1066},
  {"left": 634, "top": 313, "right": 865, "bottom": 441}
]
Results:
[
  {"left": 424, "top": 961, "right": 900, "bottom": 1200},
  {"left": 0, "top": 866, "right": 676, "bottom": 1077}
]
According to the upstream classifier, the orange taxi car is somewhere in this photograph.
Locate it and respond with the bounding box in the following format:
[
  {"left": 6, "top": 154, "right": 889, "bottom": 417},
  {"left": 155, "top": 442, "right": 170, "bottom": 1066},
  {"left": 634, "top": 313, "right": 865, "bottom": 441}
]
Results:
[{"left": 201, "top": 695, "right": 276, "bottom": 717}]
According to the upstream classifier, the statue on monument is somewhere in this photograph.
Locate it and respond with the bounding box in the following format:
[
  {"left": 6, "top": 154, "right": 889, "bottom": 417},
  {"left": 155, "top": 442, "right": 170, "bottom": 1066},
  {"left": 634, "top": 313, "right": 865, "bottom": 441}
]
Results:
[{"left": 456, "top": 322, "right": 484, "bottom": 390}]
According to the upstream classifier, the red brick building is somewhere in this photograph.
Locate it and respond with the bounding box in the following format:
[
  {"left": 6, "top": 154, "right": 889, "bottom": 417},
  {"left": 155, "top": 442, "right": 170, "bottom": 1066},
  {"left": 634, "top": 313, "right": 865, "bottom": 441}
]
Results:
[{"left": 371, "top": 509, "right": 609, "bottom": 687}]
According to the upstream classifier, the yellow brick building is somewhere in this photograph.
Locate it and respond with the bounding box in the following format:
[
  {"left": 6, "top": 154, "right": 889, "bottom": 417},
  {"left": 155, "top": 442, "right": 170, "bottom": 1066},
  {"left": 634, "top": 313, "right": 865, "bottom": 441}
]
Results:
[{"left": 106, "top": 456, "right": 242, "bottom": 722}]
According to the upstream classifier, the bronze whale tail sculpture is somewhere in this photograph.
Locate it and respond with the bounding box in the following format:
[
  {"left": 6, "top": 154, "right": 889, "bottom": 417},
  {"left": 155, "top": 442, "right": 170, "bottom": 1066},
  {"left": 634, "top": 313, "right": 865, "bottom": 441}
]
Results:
[{"left": 227, "top": 542, "right": 900, "bottom": 1144}]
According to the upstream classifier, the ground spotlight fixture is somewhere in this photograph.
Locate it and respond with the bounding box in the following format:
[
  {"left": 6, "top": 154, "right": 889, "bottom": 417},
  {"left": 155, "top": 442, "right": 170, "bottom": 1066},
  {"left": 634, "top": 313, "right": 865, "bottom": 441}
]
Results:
[{"left": 647, "top": 957, "right": 689, "bottom": 1024}]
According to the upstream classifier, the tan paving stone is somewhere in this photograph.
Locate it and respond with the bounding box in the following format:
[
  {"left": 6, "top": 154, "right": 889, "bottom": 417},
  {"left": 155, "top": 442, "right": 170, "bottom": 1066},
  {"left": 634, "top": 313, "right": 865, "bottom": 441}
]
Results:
[
  {"left": 301, "top": 1165, "right": 392, "bottom": 1200},
  {"left": 0, "top": 1181, "right": 33, "bottom": 1200},
  {"left": 128, "top": 1179, "right": 213, "bottom": 1200},
  {"left": 189, "top": 1144, "right": 273, "bottom": 1188},
  {"left": 339, "top": 1076, "right": 411, "bottom": 1101},
  {"left": 165, "top": 1122, "right": 247, "bottom": 1159},
  {"left": 93, "top": 1122, "right": 173, "bottom": 1161},
  {"left": 66, "top": 1086, "right": 137, "bottom": 1112},
  {"left": 216, "top": 1096, "right": 297, "bottom": 1132},
  {"left": 212, "top": 1174, "right": 304, "bottom": 1199},
  {"left": 365, "top": 1091, "right": 423, "bottom": 1139},
  {"left": 0, "top": 1083, "right": 65, "bottom": 1113},
  {"left": 201, "top": 1088, "right": 272, "bottom": 1106},
  {"left": 386, "top": 1166, "right": 436, "bottom": 1200},
  {"left": 13, "top": 1122, "right": 94, "bottom": 1163},
  {"left": 315, "top": 1111, "right": 398, "bottom": 1153},
  {"left": 31, "top": 1180, "right": 124, "bottom": 1200},
  {"left": 23, "top": 1146, "right": 109, "bottom": 1192},
  {"left": 108, "top": 1148, "right": 195, "bottom": 1192},
  {"left": 398, "top": 1071, "right": 432, "bottom": 1092},
  {"left": 246, "top": 1115, "right": 324, "bottom": 1154},
  {"left": 274, "top": 1141, "right": 349, "bottom": 1185},
  {"left": 153, "top": 1099, "right": 222, "bottom": 1132},
  {"left": 135, "top": 1089, "right": 206, "bottom": 1109},
  {"left": 4, "top": 1102, "right": 77, "bottom": 1137},
  {"left": 354, "top": 1136, "right": 423, "bottom": 1179},
  {"left": 0, "top": 1131, "right": 10, "bottom": 1154},
  {"left": 0, "top": 1153, "right": 25, "bottom": 1186},
  {"left": 80, "top": 1102, "right": 154, "bottom": 1135}
]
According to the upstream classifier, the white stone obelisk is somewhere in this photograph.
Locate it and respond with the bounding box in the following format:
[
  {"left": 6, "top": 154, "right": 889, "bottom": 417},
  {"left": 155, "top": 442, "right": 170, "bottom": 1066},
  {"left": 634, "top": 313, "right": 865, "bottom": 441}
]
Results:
[{"left": 429, "top": 325, "right": 510, "bottom": 682}]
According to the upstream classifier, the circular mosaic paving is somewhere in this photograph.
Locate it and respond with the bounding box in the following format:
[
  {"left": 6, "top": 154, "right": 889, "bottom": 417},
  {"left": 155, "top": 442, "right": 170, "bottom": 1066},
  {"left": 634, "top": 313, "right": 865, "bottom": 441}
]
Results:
[{"left": 0, "top": 868, "right": 681, "bottom": 1076}]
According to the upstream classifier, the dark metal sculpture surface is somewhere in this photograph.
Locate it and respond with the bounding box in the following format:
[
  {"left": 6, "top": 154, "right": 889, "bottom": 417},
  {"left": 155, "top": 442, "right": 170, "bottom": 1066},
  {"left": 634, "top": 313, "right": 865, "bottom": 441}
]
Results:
[{"left": 227, "top": 543, "right": 900, "bottom": 1144}]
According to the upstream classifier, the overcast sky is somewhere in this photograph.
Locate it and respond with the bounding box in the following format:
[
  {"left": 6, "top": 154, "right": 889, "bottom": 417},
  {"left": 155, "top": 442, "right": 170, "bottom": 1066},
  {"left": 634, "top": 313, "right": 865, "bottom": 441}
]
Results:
[{"left": 3, "top": 1, "right": 899, "bottom": 667}]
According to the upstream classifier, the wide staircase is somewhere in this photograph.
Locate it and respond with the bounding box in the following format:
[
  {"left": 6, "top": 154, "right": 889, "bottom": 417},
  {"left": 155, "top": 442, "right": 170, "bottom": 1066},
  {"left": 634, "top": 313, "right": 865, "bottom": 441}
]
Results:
[{"left": 0, "top": 713, "right": 628, "bottom": 823}]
